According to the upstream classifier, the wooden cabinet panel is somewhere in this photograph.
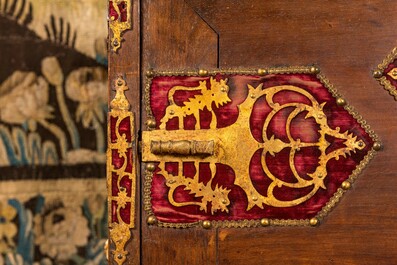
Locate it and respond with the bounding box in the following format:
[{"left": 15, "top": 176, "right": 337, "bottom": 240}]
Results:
[{"left": 109, "top": 1, "right": 397, "bottom": 264}]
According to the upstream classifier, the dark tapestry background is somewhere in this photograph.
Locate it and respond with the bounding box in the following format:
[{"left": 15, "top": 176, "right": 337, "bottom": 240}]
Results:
[{"left": 0, "top": 0, "right": 108, "bottom": 264}]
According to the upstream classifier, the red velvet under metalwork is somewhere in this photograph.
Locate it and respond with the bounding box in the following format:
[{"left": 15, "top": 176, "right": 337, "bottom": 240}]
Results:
[
  {"left": 109, "top": 113, "right": 134, "bottom": 225},
  {"left": 148, "top": 73, "right": 374, "bottom": 224}
]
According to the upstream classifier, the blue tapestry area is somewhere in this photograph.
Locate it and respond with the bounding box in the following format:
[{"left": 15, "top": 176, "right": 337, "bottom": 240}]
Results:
[
  {"left": 0, "top": 196, "right": 107, "bottom": 265},
  {"left": 0, "top": 1, "right": 108, "bottom": 264}
]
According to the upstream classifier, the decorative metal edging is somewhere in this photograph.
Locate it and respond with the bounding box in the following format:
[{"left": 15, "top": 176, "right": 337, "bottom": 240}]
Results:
[{"left": 107, "top": 76, "right": 136, "bottom": 264}]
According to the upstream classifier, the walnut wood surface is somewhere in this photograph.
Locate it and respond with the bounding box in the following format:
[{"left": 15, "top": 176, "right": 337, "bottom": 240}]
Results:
[
  {"left": 140, "top": 0, "right": 218, "bottom": 264},
  {"left": 110, "top": 0, "right": 397, "bottom": 264},
  {"left": 186, "top": 1, "right": 397, "bottom": 264}
]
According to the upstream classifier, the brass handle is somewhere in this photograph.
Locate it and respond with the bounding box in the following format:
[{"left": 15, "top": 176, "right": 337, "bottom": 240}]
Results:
[{"left": 151, "top": 140, "right": 214, "bottom": 156}]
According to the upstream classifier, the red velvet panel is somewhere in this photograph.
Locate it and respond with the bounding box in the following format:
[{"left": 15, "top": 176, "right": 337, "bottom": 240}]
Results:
[
  {"left": 110, "top": 113, "right": 133, "bottom": 224},
  {"left": 109, "top": 1, "right": 128, "bottom": 22},
  {"left": 149, "top": 73, "right": 374, "bottom": 223}
]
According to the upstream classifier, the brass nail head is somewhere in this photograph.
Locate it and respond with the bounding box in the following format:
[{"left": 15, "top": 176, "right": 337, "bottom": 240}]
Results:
[
  {"left": 260, "top": 218, "right": 270, "bottom": 227},
  {"left": 146, "top": 163, "right": 156, "bottom": 172},
  {"left": 198, "top": 69, "right": 208, "bottom": 76},
  {"left": 147, "top": 215, "right": 157, "bottom": 225},
  {"left": 257, "top": 69, "right": 268, "bottom": 75},
  {"left": 309, "top": 217, "right": 319, "bottom": 226},
  {"left": 113, "top": 40, "right": 119, "bottom": 47},
  {"left": 309, "top": 66, "right": 320, "bottom": 74},
  {"left": 341, "top": 181, "right": 351, "bottom": 190},
  {"left": 146, "top": 69, "right": 155, "bottom": 78},
  {"left": 202, "top": 220, "right": 212, "bottom": 229},
  {"left": 373, "top": 142, "right": 382, "bottom": 151},
  {"left": 146, "top": 119, "right": 156, "bottom": 128},
  {"left": 373, "top": 69, "right": 383, "bottom": 79},
  {"left": 336, "top": 97, "right": 346, "bottom": 106}
]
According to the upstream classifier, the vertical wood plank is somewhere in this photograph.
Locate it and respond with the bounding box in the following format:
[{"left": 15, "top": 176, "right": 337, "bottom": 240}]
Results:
[{"left": 141, "top": 0, "right": 218, "bottom": 264}]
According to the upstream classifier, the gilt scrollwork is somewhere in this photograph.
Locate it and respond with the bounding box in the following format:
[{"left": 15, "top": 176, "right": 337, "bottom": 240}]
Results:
[
  {"left": 142, "top": 68, "right": 378, "bottom": 228},
  {"left": 108, "top": 0, "right": 131, "bottom": 52},
  {"left": 144, "top": 80, "right": 366, "bottom": 213},
  {"left": 107, "top": 76, "right": 135, "bottom": 264}
]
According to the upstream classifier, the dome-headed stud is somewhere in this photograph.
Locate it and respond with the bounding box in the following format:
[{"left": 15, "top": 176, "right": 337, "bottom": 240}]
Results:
[
  {"left": 202, "top": 220, "right": 211, "bottom": 229},
  {"left": 198, "top": 69, "right": 208, "bottom": 76},
  {"left": 257, "top": 69, "right": 268, "bottom": 75},
  {"left": 260, "top": 218, "right": 270, "bottom": 227},
  {"left": 147, "top": 215, "right": 157, "bottom": 225},
  {"left": 146, "top": 69, "right": 155, "bottom": 78},
  {"left": 309, "top": 66, "right": 320, "bottom": 74},
  {"left": 373, "top": 142, "right": 382, "bottom": 151},
  {"left": 113, "top": 40, "right": 119, "bottom": 48},
  {"left": 146, "top": 119, "right": 156, "bottom": 129},
  {"left": 373, "top": 70, "right": 383, "bottom": 79},
  {"left": 341, "top": 181, "right": 351, "bottom": 190},
  {"left": 336, "top": 97, "right": 346, "bottom": 106},
  {"left": 146, "top": 163, "right": 156, "bottom": 172},
  {"left": 309, "top": 217, "right": 319, "bottom": 226}
]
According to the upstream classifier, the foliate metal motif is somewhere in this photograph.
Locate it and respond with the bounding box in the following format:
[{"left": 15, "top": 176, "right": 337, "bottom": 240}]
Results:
[
  {"left": 108, "top": 0, "right": 131, "bottom": 52},
  {"left": 107, "top": 76, "right": 135, "bottom": 264},
  {"left": 143, "top": 68, "right": 379, "bottom": 228},
  {"left": 373, "top": 47, "right": 397, "bottom": 100}
]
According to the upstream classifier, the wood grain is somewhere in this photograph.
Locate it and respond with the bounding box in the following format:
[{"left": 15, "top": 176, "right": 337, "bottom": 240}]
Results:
[
  {"left": 185, "top": 1, "right": 397, "bottom": 264},
  {"left": 142, "top": 0, "right": 218, "bottom": 69},
  {"left": 140, "top": 0, "right": 218, "bottom": 264},
  {"left": 111, "top": 1, "right": 397, "bottom": 264}
]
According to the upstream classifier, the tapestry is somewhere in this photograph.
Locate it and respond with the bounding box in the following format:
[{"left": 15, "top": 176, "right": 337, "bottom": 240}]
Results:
[{"left": 0, "top": 0, "right": 108, "bottom": 264}]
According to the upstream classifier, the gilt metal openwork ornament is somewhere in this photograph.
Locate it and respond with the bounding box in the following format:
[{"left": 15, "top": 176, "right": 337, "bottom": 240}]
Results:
[
  {"left": 108, "top": 0, "right": 131, "bottom": 52},
  {"left": 107, "top": 76, "right": 135, "bottom": 264},
  {"left": 142, "top": 68, "right": 379, "bottom": 228}
]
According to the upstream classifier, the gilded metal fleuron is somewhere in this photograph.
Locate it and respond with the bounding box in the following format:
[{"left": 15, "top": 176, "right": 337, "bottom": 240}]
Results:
[{"left": 142, "top": 68, "right": 379, "bottom": 228}]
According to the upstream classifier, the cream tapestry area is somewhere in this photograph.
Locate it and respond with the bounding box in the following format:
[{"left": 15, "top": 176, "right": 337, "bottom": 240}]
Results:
[{"left": 0, "top": 0, "right": 108, "bottom": 264}]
